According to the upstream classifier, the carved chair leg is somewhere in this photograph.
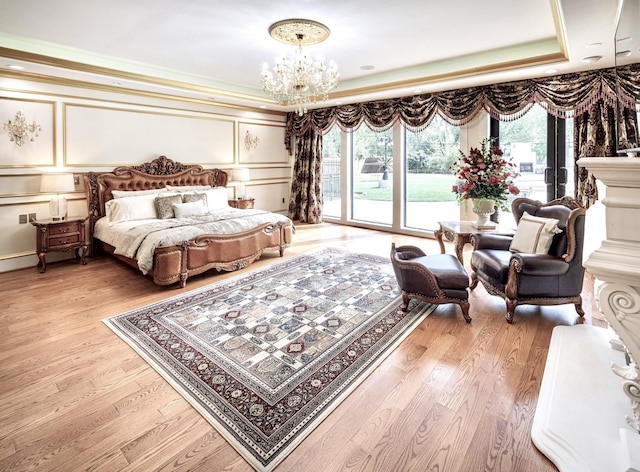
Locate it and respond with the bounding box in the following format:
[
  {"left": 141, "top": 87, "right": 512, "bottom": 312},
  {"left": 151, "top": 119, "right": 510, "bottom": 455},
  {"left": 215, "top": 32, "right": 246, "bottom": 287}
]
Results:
[
  {"left": 469, "top": 272, "right": 479, "bottom": 290},
  {"left": 400, "top": 292, "right": 410, "bottom": 312},
  {"left": 575, "top": 299, "right": 585, "bottom": 317},
  {"left": 459, "top": 301, "right": 472, "bottom": 323},
  {"left": 505, "top": 298, "right": 517, "bottom": 323}
]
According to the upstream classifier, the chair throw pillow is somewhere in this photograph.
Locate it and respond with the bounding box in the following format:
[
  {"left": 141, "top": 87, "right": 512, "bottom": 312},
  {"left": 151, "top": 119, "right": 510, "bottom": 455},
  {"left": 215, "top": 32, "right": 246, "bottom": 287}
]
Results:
[{"left": 509, "top": 211, "right": 563, "bottom": 254}]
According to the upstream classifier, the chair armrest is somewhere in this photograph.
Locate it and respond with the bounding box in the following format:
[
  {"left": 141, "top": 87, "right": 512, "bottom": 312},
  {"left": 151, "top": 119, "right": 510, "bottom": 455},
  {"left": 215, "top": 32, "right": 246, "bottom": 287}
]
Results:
[
  {"left": 471, "top": 233, "right": 513, "bottom": 250},
  {"left": 395, "top": 245, "right": 427, "bottom": 260},
  {"left": 510, "top": 253, "right": 570, "bottom": 276}
]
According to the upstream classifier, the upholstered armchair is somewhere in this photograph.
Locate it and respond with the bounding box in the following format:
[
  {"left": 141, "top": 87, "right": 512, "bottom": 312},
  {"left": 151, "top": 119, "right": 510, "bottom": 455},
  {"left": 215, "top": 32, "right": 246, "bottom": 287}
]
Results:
[
  {"left": 390, "top": 243, "right": 471, "bottom": 322},
  {"left": 470, "top": 197, "right": 586, "bottom": 323}
]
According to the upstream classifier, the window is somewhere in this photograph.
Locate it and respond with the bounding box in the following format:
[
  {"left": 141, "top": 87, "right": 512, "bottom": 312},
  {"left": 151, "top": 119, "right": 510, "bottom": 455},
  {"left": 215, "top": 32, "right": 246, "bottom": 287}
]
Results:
[
  {"left": 351, "top": 126, "right": 393, "bottom": 225},
  {"left": 498, "top": 104, "right": 575, "bottom": 226},
  {"left": 322, "top": 126, "right": 342, "bottom": 218},
  {"left": 404, "top": 116, "right": 459, "bottom": 231}
]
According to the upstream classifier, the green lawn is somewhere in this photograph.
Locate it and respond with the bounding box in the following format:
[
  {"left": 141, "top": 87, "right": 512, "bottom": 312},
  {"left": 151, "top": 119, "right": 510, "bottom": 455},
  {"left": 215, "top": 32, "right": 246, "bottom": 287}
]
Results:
[{"left": 354, "top": 173, "right": 457, "bottom": 202}]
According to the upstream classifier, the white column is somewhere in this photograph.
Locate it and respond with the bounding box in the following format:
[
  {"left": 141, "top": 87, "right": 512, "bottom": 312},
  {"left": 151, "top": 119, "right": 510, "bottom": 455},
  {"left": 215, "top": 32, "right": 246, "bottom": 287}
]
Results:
[{"left": 578, "top": 157, "right": 640, "bottom": 470}]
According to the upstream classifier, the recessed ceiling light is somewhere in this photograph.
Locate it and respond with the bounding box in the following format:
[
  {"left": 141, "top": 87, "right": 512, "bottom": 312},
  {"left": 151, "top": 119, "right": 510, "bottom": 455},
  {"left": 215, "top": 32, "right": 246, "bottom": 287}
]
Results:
[
  {"left": 6, "top": 64, "right": 24, "bottom": 70},
  {"left": 582, "top": 55, "right": 602, "bottom": 63},
  {"left": 360, "top": 65, "right": 374, "bottom": 71}
]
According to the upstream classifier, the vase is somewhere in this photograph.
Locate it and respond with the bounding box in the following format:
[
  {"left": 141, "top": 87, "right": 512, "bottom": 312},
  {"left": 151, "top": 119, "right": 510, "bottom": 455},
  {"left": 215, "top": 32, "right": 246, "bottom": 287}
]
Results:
[{"left": 471, "top": 198, "right": 497, "bottom": 229}]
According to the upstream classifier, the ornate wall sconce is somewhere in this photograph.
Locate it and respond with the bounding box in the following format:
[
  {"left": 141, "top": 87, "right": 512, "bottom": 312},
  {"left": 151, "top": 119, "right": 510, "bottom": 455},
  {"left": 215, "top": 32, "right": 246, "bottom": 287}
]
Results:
[
  {"left": 244, "top": 130, "right": 260, "bottom": 151},
  {"left": 3, "top": 111, "right": 41, "bottom": 146}
]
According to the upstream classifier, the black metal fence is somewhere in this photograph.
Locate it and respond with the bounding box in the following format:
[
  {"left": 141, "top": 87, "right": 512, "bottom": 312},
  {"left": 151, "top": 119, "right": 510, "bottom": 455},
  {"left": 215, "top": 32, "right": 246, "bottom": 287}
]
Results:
[{"left": 322, "top": 157, "right": 341, "bottom": 201}]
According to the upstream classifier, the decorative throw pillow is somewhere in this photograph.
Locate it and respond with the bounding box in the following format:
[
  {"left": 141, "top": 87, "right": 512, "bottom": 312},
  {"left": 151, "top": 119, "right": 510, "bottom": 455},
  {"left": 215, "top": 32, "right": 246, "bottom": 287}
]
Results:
[
  {"left": 183, "top": 192, "right": 208, "bottom": 212},
  {"left": 172, "top": 200, "right": 206, "bottom": 218},
  {"left": 199, "top": 187, "right": 230, "bottom": 212},
  {"left": 105, "top": 194, "right": 158, "bottom": 225},
  {"left": 155, "top": 194, "right": 183, "bottom": 219},
  {"left": 510, "top": 211, "right": 563, "bottom": 254}
]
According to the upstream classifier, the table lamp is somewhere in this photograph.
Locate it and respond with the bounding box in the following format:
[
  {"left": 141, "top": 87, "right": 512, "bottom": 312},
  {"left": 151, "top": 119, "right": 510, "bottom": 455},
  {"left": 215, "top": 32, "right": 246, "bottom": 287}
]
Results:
[
  {"left": 40, "top": 173, "right": 75, "bottom": 220},
  {"left": 232, "top": 167, "right": 251, "bottom": 200}
]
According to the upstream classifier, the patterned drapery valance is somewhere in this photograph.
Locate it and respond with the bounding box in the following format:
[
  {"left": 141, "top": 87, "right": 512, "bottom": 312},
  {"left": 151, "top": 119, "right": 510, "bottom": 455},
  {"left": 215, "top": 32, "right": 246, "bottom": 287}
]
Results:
[{"left": 285, "top": 63, "right": 640, "bottom": 150}]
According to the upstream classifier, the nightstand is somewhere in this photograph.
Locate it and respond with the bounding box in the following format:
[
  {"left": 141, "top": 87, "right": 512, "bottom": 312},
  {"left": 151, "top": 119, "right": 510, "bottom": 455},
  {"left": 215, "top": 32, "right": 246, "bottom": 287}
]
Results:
[
  {"left": 228, "top": 198, "right": 255, "bottom": 209},
  {"left": 31, "top": 216, "right": 89, "bottom": 273}
]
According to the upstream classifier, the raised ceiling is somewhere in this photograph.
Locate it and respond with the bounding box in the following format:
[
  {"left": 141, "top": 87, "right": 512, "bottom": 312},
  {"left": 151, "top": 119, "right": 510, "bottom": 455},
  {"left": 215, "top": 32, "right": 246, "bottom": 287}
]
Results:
[{"left": 0, "top": 0, "right": 623, "bottom": 113}]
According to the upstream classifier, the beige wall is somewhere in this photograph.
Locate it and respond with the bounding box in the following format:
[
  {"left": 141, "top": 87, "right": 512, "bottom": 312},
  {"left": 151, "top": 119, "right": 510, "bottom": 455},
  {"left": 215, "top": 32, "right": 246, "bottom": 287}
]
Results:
[{"left": 0, "top": 78, "right": 291, "bottom": 273}]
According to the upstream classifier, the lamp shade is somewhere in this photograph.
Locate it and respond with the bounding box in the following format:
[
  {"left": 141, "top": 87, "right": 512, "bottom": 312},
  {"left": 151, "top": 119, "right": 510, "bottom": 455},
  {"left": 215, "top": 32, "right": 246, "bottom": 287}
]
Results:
[
  {"left": 40, "top": 173, "right": 75, "bottom": 220},
  {"left": 232, "top": 168, "right": 251, "bottom": 182},
  {"left": 40, "top": 173, "right": 75, "bottom": 193}
]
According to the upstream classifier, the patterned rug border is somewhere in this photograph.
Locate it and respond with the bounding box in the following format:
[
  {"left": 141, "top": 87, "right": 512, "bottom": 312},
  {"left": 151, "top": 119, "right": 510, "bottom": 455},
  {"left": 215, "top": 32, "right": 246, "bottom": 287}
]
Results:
[{"left": 103, "top": 248, "right": 435, "bottom": 471}]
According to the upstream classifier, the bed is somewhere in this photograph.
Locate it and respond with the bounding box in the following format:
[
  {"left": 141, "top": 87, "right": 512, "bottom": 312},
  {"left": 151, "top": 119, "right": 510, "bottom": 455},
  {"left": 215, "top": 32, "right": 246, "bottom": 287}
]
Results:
[{"left": 84, "top": 156, "right": 294, "bottom": 287}]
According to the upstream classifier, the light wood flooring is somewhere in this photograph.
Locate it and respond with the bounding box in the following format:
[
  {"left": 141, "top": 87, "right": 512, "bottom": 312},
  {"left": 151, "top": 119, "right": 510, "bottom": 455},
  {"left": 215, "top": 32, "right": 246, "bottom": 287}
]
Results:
[{"left": 0, "top": 222, "right": 605, "bottom": 471}]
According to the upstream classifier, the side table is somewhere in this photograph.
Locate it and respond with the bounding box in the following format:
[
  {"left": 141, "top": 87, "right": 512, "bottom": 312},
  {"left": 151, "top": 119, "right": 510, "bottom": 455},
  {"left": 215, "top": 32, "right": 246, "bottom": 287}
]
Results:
[
  {"left": 31, "top": 216, "right": 89, "bottom": 273},
  {"left": 435, "top": 220, "right": 514, "bottom": 264},
  {"left": 228, "top": 198, "right": 255, "bottom": 209}
]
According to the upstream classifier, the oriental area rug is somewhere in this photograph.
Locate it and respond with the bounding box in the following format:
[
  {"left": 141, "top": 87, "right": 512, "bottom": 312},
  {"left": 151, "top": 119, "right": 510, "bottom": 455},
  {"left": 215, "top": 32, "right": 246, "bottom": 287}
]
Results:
[{"left": 104, "top": 248, "right": 435, "bottom": 471}]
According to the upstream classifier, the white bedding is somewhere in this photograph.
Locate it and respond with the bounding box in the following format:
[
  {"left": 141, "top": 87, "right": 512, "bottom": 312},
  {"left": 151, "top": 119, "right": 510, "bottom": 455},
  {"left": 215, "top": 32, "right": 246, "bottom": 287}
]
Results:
[{"left": 94, "top": 208, "right": 292, "bottom": 274}]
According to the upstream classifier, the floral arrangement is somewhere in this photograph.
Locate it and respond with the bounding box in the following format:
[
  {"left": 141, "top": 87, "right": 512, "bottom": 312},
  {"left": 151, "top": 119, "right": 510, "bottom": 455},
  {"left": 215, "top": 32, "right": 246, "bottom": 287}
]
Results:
[{"left": 451, "top": 138, "right": 520, "bottom": 210}]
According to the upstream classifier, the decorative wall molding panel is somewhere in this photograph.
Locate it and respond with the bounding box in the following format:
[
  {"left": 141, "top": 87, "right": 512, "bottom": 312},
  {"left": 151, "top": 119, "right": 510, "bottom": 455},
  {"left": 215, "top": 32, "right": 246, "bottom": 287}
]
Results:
[{"left": 64, "top": 104, "right": 236, "bottom": 167}]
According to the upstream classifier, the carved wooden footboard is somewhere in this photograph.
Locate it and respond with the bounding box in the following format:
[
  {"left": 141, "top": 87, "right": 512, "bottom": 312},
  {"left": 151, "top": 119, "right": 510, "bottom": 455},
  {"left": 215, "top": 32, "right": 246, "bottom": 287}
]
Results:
[
  {"left": 84, "top": 156, "right": 294, "bottom": 287},
  {"left": 153, "top": 221, "right": 293, "bottom": 287}
]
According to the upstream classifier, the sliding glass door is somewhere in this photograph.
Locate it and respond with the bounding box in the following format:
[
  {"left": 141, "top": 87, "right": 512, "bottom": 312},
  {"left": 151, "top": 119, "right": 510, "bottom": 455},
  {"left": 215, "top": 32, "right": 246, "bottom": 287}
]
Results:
[
  {"left": 404, "top": 116, "right": 459, "bottom": 231},
  {"left": 497, "top": 104, "right": 574, "bottom": 225},
  {"left": 351, "top": 126, "right": 393, "bottom": 225},
  {"left": 321, "top": 108, "right": 573, "bottom": 234}
]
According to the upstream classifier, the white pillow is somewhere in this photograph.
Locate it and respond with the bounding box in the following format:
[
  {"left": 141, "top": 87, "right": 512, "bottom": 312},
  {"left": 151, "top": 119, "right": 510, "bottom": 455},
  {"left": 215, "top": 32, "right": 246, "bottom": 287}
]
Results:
[
  {"left": 165, "top": 184, "right": 212, "bottom": 192},
  {"left": 198, "top": 187, "right": 230, "bottom": 212},
  {"left": 112, "top": 188, "right": 166, "bottom": 199},
  {"left": 510, "top": 211, "right": 563, "bottom": 254},
  {"left": 172, "top": 200, "right": 206, "bottom": 218},
  {"left": 105, "top": 194, "right": 158, "bottom": 225}
]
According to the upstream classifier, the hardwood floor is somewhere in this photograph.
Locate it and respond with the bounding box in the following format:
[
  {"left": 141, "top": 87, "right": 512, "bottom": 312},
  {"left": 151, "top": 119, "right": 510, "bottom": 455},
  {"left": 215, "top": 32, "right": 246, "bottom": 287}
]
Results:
[{"left": 0, "top": 222, "right": 605, "bottom": 472}]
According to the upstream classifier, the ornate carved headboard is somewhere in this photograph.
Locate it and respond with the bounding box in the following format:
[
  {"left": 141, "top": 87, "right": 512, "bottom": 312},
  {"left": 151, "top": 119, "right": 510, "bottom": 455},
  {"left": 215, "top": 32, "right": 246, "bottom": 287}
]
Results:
[{"left": 84, "top": 155, "right": 228, "bottom": 229}]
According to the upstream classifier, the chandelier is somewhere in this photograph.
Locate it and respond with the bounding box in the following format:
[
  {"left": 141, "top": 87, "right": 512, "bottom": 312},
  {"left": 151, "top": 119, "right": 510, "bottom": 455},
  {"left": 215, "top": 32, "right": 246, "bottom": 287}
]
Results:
[
  {"left": 261, "top": 19, "right": 340, "bottom": 116},
  {"left": 3, "top": 111, "right": 41, "bottom": 146}
]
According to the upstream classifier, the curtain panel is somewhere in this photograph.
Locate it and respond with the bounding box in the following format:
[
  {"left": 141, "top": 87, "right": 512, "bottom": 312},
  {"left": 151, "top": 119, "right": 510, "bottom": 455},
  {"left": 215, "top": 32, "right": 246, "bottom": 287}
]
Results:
[{"left": 287, "top": 129, "right": 323, "bottom": 223}]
